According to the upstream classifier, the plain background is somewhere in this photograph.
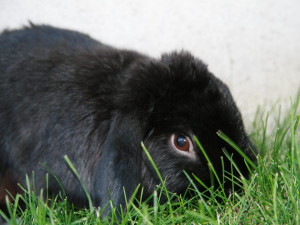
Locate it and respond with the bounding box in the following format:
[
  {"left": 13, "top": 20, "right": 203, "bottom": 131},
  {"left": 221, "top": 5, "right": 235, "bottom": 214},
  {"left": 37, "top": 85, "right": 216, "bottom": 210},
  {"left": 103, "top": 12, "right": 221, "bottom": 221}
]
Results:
[{"left": 1, "top": 0, "right": 299, "bottom": 127}]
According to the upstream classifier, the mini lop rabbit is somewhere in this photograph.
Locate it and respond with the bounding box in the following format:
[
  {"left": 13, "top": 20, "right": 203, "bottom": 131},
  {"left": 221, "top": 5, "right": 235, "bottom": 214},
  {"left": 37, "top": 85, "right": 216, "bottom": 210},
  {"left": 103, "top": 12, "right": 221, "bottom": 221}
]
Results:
[{"left": 0, "top": 25, "right": 256, "bottom": 215}]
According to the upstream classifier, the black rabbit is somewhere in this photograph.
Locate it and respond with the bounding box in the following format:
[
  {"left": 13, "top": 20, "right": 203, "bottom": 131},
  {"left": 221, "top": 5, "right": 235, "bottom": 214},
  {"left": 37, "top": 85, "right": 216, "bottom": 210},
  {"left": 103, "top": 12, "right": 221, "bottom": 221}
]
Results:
[{"left": 0, "top": 24, "right": 256, "bottom": 216}]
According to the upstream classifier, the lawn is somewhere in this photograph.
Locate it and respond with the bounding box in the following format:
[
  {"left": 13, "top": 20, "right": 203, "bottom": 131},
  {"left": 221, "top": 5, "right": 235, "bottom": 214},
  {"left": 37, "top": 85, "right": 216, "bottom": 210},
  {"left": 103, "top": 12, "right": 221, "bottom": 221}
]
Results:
[{"left": 1, "top": 89, "right": 299, "bottom": 224}]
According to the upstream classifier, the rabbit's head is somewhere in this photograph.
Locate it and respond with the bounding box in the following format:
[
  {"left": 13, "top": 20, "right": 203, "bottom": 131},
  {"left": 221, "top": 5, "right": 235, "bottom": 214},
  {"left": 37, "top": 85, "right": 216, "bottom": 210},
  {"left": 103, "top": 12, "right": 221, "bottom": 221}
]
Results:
[{"left": 93, "top": 51, "right": 256, "bottom": 213}]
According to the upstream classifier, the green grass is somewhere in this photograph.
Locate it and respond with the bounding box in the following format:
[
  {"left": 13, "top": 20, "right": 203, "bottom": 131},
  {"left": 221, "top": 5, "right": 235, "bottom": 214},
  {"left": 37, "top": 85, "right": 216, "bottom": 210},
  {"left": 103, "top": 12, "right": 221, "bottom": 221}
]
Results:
[{"left": 1, "top": 89, "right": 299, "bottom": 224}]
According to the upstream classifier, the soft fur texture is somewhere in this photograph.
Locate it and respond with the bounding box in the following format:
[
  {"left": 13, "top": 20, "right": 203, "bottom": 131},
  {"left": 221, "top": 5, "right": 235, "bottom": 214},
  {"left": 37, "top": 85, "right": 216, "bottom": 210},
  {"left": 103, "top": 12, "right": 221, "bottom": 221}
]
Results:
[{"left": 0, "top": 25, "right": 256, "bottom": 215}]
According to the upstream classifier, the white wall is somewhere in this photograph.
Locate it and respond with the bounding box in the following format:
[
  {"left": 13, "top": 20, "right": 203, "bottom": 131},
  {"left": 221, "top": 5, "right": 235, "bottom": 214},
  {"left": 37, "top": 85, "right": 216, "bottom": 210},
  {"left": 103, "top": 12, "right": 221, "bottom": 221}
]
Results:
[{"left": 1, "top": 0, "right": 299, "bottom": 126}]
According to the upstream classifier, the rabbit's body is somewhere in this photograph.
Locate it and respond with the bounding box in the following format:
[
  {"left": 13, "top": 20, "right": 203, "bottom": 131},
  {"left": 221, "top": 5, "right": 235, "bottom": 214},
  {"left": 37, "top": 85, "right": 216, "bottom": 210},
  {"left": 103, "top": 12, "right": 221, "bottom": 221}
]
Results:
[{"left": 0, "top": 25, "right": 256, "bottom": 214}]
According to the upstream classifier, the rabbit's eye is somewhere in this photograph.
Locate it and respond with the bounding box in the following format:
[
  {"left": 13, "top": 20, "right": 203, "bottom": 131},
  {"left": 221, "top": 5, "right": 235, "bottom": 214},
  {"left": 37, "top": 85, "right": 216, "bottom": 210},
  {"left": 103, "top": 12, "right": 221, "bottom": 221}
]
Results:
[{"left": 171, "top": 134, "right": 192, "bottom": 152}]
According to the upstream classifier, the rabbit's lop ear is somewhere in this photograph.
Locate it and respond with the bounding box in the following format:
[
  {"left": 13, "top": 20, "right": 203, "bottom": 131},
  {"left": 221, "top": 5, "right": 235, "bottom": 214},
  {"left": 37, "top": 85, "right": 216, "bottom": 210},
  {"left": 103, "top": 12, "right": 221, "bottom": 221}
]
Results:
[{"left": 93, "top": 113, "right": 143, "bottom": 217}]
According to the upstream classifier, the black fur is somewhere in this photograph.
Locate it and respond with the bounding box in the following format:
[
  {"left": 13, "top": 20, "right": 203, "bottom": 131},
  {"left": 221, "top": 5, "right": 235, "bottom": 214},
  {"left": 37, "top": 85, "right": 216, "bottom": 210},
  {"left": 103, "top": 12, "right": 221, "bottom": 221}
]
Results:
[{"left": 0, "top": 25, "right": 256, "bottom": 215}]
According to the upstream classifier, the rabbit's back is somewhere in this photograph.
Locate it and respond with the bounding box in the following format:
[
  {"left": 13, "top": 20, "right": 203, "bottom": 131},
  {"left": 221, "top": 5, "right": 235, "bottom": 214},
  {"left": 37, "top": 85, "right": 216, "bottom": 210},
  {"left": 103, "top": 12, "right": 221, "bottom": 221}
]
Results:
[{"left": 0, "top": 24, "right": 104, "bottom": 56}]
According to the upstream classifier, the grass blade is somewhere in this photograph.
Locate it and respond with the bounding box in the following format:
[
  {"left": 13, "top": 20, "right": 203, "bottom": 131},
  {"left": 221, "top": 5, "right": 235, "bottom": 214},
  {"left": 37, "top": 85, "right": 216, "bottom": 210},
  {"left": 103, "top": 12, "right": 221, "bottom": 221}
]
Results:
[{"left": 64, "top": 155, "right": 93, "bottom": 213}]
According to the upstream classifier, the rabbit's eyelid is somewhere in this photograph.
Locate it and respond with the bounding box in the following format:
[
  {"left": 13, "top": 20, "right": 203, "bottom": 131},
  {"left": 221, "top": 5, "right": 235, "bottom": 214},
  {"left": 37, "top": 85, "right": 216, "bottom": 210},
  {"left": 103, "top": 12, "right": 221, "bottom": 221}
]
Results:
[{"left": 170, "top": 134, "right": 197, "bottom": 159}]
